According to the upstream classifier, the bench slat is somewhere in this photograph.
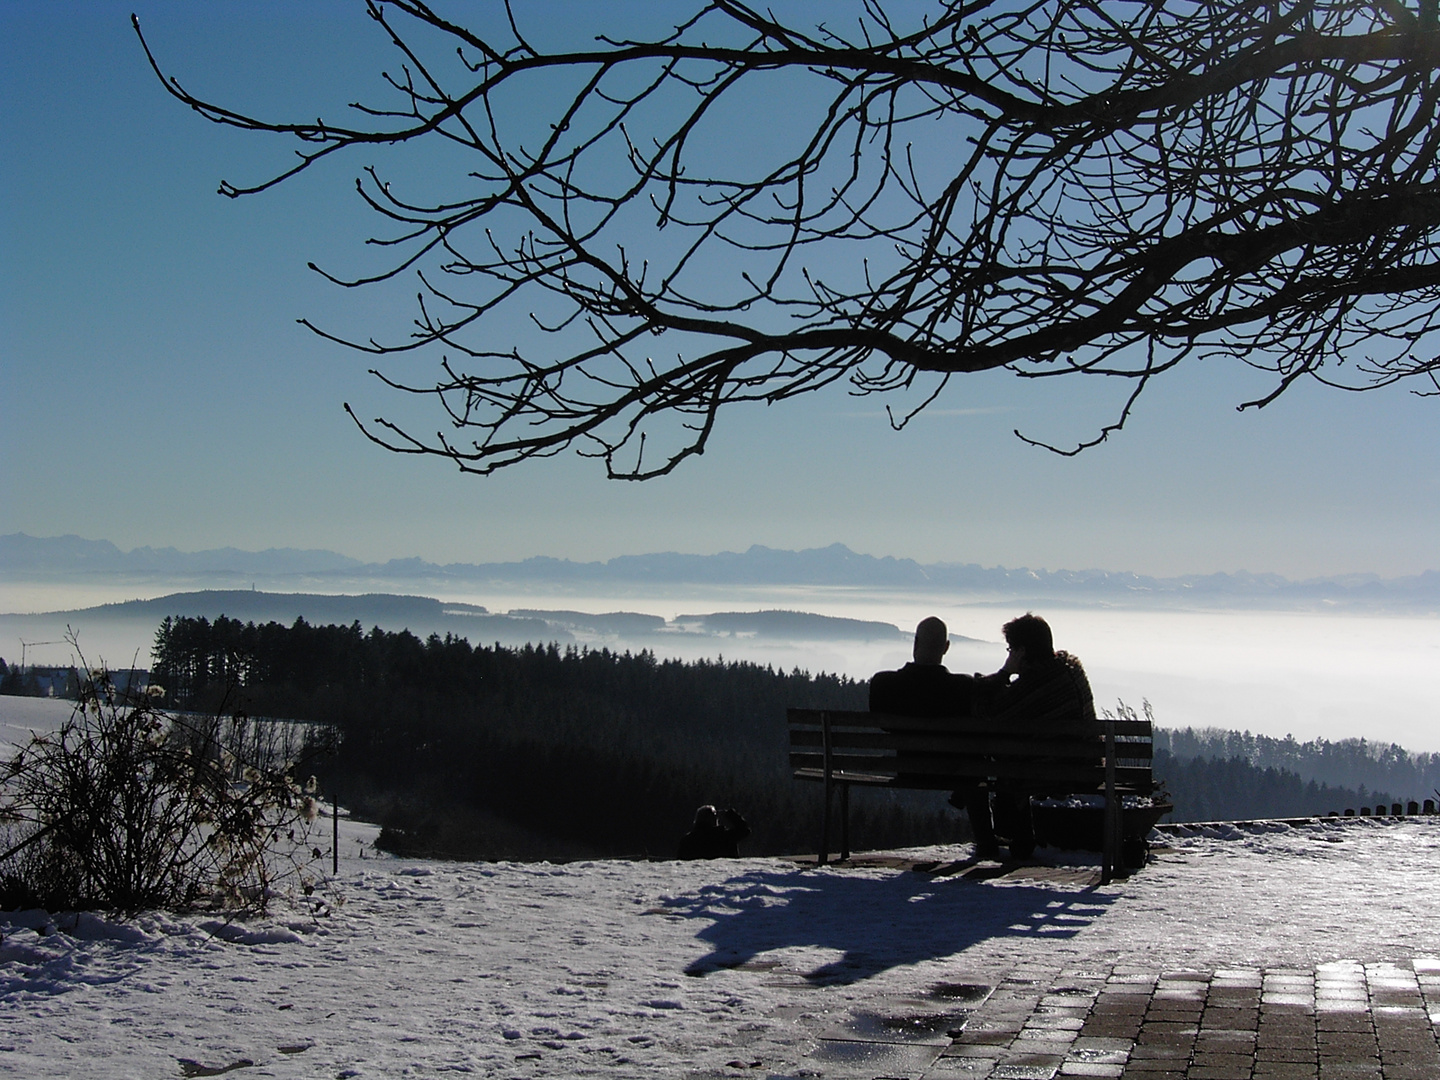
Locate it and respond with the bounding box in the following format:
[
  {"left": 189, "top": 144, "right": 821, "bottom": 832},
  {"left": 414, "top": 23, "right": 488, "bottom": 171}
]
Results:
[
  {"left": 789, "top": 729, "right": 1150, "bottom": 760},
  {"left": 790, "top": 750, "right": 1151, "bottom": 785},
  {"left": 788, "top": 708, "right": 1153, "bottom": 739},
  {"left": 791, "top": 765, "right": 1155, "bottom": 791}
]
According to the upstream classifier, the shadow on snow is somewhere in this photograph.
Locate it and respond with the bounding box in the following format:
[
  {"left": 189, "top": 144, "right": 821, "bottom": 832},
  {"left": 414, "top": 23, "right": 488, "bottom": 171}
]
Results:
[{"left": 665, "top": 863, "right": 1114, "bottom": 986}]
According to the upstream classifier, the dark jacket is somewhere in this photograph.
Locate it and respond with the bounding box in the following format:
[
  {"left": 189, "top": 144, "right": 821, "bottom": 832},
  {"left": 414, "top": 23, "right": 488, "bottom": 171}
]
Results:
[
  {"left": 976, "top": 651, "right": 1095, "bottom": 731},
  {"left": 869, "top": 662, "right": 974, "bottom": 717}
]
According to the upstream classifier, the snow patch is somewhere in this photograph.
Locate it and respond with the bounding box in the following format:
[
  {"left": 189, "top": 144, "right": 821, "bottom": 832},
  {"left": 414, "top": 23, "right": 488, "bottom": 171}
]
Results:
[{"left": 195, "top": 920, "right": 304, "bottom": 946}]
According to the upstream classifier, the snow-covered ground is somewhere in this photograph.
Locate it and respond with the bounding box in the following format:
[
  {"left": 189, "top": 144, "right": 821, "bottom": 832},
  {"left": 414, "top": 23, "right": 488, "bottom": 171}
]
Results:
[
  {"left": 1, "top": 813, "right": 1437, "bottom": 1079},
  {"left": 0, "top": 696, "right": 71, "bottom": 753}
]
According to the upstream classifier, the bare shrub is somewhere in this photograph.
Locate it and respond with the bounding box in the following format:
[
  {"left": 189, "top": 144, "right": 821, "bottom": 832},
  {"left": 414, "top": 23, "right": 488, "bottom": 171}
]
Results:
[{"left": 0, "top": 666, "right": 328, "bottom": 914}]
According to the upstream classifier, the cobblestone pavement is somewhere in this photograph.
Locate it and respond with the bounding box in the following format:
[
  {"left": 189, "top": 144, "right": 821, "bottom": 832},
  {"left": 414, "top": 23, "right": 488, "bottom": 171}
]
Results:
[{"left": 797, "top": 958, "right": 1440, "bottom": 1079}]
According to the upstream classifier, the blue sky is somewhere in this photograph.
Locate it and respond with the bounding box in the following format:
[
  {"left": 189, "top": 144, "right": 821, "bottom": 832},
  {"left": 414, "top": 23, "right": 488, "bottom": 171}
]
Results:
[{"left": 3, "top": 1, "right": 1437, "bottom": 578}]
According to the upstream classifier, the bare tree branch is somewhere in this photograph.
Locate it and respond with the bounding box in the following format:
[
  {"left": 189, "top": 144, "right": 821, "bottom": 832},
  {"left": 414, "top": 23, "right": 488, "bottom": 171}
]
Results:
[{"left": 138, "top": 0, "right": 1440, "bottom": 477}]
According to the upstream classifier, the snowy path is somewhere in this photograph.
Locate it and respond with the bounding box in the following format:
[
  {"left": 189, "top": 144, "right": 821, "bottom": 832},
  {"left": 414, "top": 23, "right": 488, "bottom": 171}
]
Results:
[{"left": 1, "top": 817, "right": 1437, "bottom": 1078}]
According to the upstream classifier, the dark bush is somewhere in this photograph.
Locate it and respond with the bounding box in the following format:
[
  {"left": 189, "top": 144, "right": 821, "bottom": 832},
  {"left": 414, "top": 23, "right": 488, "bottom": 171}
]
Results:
[{"left": 0, "top": 667, "right": 329, "bottom": 914}]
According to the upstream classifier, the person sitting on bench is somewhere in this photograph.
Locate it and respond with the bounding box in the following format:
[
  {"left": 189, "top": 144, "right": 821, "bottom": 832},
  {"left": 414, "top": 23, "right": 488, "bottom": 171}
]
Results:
[
  {"left": 869, "top": 618, "right": 1002, "bottom": 858},
  {"left": 869, "top": 616, "right": 973, "bottom": 717},
  {"left": 960, "top": 613, "right": 1098, "bottom": 860}
]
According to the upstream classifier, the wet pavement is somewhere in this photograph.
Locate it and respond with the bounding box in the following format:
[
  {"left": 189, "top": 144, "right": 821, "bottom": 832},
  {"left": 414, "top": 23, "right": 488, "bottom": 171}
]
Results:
[{"left": 789, "top": 958, "right": 1440, "bottom": 1079}]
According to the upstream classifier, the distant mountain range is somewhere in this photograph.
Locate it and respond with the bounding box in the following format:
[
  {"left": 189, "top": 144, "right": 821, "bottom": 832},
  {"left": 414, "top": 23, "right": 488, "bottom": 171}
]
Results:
[{"left": 3, "top": 533, "right": 1438, "bottom": 610}]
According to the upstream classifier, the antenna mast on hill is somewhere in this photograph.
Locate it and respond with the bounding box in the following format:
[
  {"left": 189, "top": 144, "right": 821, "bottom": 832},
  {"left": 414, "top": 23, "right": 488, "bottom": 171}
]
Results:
[{"left": 18, "top": 639, "right": 63, "bottom": 674}]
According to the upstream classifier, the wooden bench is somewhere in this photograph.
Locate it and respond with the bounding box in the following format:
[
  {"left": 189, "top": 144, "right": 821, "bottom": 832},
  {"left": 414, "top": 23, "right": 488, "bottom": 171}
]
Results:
[{"left": 787, "top": 709, "right": 1156, "bottom": 883}]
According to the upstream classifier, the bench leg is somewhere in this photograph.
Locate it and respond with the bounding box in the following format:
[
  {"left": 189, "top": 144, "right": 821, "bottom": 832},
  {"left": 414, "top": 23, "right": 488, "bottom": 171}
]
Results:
[
  {"left": 820, "top": 774, "right": 832, "bottom": 866},
  {"left": 840, "top": 782, "right": 850, "bottom": 862},
  {"left": 1101, "top": 794, "right": 1118, "bottom": 884}
]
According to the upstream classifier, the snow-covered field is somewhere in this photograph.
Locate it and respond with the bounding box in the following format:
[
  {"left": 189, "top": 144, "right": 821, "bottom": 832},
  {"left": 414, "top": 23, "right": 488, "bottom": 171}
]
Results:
[{"left": 2, "top": 811, "right": 1437, "bottom": 1079}]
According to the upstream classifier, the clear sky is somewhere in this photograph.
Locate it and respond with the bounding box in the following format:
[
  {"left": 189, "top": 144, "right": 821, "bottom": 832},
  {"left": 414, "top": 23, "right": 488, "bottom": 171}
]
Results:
[{"left": 3, "top": 1, "right": 1437, "bottom": 578}]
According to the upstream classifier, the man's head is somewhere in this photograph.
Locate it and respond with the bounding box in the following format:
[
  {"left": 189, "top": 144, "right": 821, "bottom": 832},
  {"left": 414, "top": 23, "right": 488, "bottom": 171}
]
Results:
[
  {"left": 913, "top": 616, "right": 950, "bottom": 666},
  {"left": 1002, "top": 613, "right": 1054, "bottom": 667}
]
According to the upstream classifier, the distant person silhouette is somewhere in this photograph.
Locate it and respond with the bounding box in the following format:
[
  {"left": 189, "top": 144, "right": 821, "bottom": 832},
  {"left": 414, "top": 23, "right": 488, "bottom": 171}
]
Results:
[{"left": 677, "top": 805, "right": 750, "bottom": 859}]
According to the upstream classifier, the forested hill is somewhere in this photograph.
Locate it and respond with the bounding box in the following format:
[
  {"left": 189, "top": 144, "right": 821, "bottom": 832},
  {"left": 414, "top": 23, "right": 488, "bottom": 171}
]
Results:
[
  {"left": 150, "top": 615, "right": 943, "bottom": 859},
  {"left": 1157, "top": 726, "right": 1440, "bottom": 800}
]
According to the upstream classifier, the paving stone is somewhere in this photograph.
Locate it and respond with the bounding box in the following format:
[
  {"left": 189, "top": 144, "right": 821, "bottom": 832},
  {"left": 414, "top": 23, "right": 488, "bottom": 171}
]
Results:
[
  {"left": 1069, "top": 1038, "right": 1133, "bottom": 1053},
  {"left": 1192, "top": 1059, "right": 1261, "bottom": 1077},
  {"left": 929, "top": 1058, "right": 1000, "bottom": 1076},
  {"left": 1256, "top": 1046, "right": 1319, "bottom": 1062},
  {"left": 1065, "top": 1048, "right": 1129, "bottom": 1065},
  {"left": 1119, "top": 1059, "right": 1186, "bottom": 1073},
  {"left": 807, "top": 1037, "right": 945, "bottom": 1076},
  {"left": 943, "top": 1043, "right": 1006, "bottom": 1059},
  {"left": 1263, "top": 997, "right": 1317, "bottom": 1006},
  {"left": 1134, "top": 1027, "right": 1198, "bottom": 1043},
  {"left": 957, "top": 1030, "right": 1015, "bottom": 1046},
  {"left": 1079, "top": 1026, "right": 1141, "bottom": 1040},
  {"left": 1002, "top": 1051, "right": 1066, "bottom": 1066},
  {"left": 1259, "top": 1036, "right": 1319, "bottom": 1050},
  {"left": 928, "top": 1058, "right": 999, "bottom": 1076},
  {"left": 1378, "top": 1039, "right": 1439, "bottom": 1054},
  {"left": 1315, "top": 1016, "right": 1372, "bottom": 1031},
  {"left": 1012, "top": 1036, "right": 1078, "bottom": 1056},
  {"left": 971, "top": 1017, "right": 1030, "bottom": 1033},
  {"left": 1252, "top": 1065, "right": 1321, "bottom": 1079},
  {"left": 1055, "top": 1063, "right": 1123, "bottom": 1077},
  {"left": 1316, "top": 1037, "right": 1379, "bottom": 1055},
  {"left": 1262, "top": 1006, "right": 1318, "bottom": 1020},
  {"left": 1027, "top": 1015, "right": 1087, "bottom": 1031},
  {"left": 1195, "top": 1041, "right": 1256, "bottom": 1056},
  {"left": 1127, "top": 1045, "right": 1190, "bottom": 1060},
  {"left": 1317, "top": 1057, "right": 1382, "bottom": 1070},
  {"left": 1381, "top": 1050, "right": 1440, "bottom": 1065},
  {"left": 988, "top": 1066, "right": 1059, "bottom": 1080}
]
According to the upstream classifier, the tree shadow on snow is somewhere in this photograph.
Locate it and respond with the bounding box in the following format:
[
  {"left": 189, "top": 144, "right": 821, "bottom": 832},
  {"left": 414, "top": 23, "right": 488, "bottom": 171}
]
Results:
[{"left": 667, "top": 864, "right": 1115, "bottom": 985}]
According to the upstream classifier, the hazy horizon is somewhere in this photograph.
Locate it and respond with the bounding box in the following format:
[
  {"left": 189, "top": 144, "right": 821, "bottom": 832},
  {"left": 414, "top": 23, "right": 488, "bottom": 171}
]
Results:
[{"left": 4, "top": 573, "right": 1438, "bottom": 755}]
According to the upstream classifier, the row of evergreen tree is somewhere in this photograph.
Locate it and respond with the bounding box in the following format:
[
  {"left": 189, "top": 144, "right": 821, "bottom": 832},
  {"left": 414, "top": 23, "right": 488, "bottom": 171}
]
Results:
[
  {"left": 150, "top": 615, "right": 952, "bottom": 859},
  {"left": 130, "top": 615, "right": 1440, "bottom": 856},
  {"left": 1156, "top": 726, "right": 1440, "bottom": 803}
]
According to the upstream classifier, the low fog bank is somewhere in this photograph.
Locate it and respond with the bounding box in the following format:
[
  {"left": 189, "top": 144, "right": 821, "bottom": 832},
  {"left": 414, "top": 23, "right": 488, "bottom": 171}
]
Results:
[{"left": 2, "top": 582, "right": 1437, "bottom": 754}]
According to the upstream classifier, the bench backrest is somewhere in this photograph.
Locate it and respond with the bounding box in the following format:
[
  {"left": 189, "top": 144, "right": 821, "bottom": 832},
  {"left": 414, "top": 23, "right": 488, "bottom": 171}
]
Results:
[{"left": 787, "top": 709, "right": 1154, "bottom": 792}]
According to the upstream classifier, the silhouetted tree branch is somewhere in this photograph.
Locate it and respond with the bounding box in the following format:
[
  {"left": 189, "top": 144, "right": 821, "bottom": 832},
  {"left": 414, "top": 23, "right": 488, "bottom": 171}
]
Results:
[{"left": 137, "top": 0, "right": 1440, "bottom": 476}]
